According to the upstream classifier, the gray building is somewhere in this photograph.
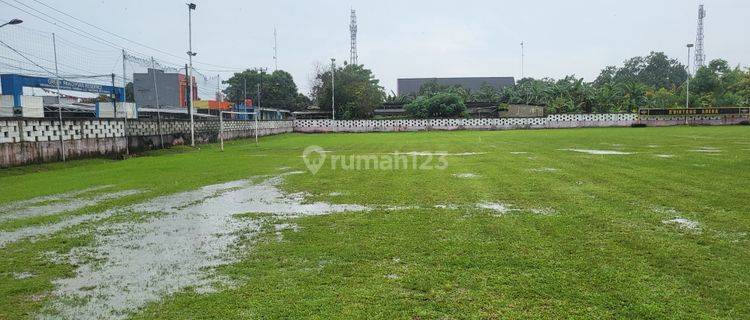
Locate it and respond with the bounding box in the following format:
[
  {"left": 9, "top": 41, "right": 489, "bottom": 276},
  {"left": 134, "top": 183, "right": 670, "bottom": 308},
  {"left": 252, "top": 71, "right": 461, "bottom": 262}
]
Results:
[
  {"left": 134, "top": 69, "right": 194, "bottom": 108},
  {"left": 397, "top": 77, "right": 516, "bottom": 96}
]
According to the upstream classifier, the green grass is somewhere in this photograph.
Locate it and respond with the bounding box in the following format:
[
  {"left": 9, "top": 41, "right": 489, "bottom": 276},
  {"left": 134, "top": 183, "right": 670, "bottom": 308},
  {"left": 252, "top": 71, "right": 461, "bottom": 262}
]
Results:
[{"left": 1, "top": 126, "right": 749, "bottom": 319}]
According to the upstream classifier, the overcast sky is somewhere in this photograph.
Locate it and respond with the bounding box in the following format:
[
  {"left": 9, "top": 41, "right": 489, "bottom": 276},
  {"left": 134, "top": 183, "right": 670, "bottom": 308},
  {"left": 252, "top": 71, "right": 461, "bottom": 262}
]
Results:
[{"left": 1, "top": 0, "right": 748, "bottom": 96}]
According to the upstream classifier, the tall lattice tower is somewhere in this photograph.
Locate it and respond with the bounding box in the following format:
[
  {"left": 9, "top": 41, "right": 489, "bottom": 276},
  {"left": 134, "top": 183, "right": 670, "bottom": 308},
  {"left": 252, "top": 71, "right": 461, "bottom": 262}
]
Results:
[
  {"left": 695, "top": 4, "right": 706, "bottom": 69},
  {"left": 350, "top": 9, "right": 358, "bottom": 65}
]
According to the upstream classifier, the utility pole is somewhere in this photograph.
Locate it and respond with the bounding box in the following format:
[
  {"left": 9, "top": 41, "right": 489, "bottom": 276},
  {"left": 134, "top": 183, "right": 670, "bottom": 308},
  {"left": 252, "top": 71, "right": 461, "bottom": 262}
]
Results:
[
  {"left": 52, "top": 33, "right": 65, "bottom": 162},
  {"left": 151, "top": 57, "right": 164, "bottom": 148},
  {"left": 187, "top": 3, "right": 197, "bottom": 147},
  {"left": 121, "top": 49, "right": 129, "bottom": 156},
  {"left": 331, "top": 58, "right": 336, "bottom": 120},
  {"left": 111, "top": 73, "right": 117, "bottom": 116},
  {"left": 185, "top": 63, "right": 194, "bottom": 142},
  {"left": 521, "top": 41, "right": 525, "bottom": 79}
]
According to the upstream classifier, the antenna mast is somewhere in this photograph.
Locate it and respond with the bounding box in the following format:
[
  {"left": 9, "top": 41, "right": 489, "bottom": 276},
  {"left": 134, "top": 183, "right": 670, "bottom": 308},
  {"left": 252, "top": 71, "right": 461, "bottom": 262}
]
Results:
[
  {"left": 695, "top": 4, "right": 706, "bottom": 70},
  {"left": 350, "top": 9, "right": 358, "bottom": 65}
]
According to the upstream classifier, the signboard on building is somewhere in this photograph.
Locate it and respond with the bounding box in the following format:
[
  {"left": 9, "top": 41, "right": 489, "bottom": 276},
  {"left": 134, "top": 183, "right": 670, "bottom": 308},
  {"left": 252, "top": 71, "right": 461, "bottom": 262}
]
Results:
[{"left": 639, "top": 108, "right": 750, "bottom": 116}]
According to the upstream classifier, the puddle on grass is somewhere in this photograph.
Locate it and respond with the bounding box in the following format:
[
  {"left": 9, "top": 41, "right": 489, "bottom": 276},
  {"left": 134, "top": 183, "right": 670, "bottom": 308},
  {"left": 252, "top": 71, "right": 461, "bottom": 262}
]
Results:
[
  {"left": 655, "top": 154, "right": 675, "bottom": 158},
  {"left": 12, "top": 271, "right": 34, "bottom": 280},
  {"left": 453, "top": 173, "right": 480, "bottom": 179},
  {"left": 510, "top": 152, "right": 529, "bottom": 155},
  {"left": 0, "top": 190, "right": 141, "bottom": 223},
  {"left": 0, "top": 186, "right": 112, "bottom": 215},
  {"left": 26, "top": 174, "right": 368, "bottom": 320},
  {"left": 477, "top": 203, "right": 556, "bottom": 217},
  {"left": 388, "top": 151, "right": 486, "bottom": 156},
  {"left": 434, "top": 204, "right": 458, "bottom": 210},
  {"left": 560, "top": 149, "right": 635, "bottom": 155},
  {"left": 477, "top": 202, "right": 514, "bottom": 215},
  {"left": 662, "top": 217, "right": 701, "bottom": 232},
  {"left": 690, "top": 147, "right": 722, "bottom": 153}
]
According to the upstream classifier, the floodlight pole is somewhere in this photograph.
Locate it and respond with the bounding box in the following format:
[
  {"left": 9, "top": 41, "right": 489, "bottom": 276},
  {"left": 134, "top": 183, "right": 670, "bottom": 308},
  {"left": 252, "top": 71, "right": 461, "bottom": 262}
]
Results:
[
  {"left": 187, "top": 3, "right": 197, "bottom": 147},
  {"left": 686, "top": 44, "right": 694, "bottom": 126},
  {"left": 331, "top": 58, "right": 336, "bottom": 120},
  {"left": 52, "top": 33, "right": 65, "bottom": 162},
  {"left": 686, "top": 44, "right": 693, "bottom": 109},
  {"left": 0, "top": 19, "right": 23, "bottom": 29}
]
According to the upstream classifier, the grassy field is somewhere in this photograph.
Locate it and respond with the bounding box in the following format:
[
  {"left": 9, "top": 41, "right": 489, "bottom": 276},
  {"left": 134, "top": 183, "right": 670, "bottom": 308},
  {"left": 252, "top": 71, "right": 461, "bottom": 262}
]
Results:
[{"left": 1, "top": 126, "right": 749, "bottom": 319}]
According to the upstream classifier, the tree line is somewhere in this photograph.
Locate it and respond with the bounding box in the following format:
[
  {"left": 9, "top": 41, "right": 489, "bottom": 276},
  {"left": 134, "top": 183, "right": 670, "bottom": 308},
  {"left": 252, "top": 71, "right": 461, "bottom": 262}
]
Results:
[{"left": 219, "top": 52, "right": 750, "bottom": 119}]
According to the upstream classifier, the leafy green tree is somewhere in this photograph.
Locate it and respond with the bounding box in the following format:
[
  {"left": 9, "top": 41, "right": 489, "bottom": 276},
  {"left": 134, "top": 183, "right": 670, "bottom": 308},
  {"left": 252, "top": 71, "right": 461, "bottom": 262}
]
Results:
[
  {"left": 405, "top": 92, "right": 466, "bottom": 118},
  {"left": 645, "top": 87, "right": 681, "bottom": 109},
  {"left": 612, "top": 52, "right": 687, "bottom": 89},
  {"left": 594, "top": 66, "right": 618, "bottom": 86},
  {"left": 619, "top": 82, "right": 647, "bottom": 112},
  {"left": 223, "top": 69, "right": 305, "bottom": 110},
  {"left": 691, "top": 59, "right": 748, "bottom": 107},
  {"left": 312, "top": 63, "right": 385, "bottom": 119}
]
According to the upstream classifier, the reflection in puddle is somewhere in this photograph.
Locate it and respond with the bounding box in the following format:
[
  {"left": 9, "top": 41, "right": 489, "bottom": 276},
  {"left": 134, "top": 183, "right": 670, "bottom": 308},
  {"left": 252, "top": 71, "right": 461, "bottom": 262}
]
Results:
[
  {"left": 39, "top": 174, "right": 367, "bottom": 319},
  {"left": 0, "top": 189, "right": 141, "bottom": 223}
]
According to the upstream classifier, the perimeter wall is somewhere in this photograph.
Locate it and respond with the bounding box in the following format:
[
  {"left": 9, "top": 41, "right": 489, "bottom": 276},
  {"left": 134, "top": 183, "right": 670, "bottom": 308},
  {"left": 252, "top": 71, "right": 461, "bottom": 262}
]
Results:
[{"left": 0, "top": 113, "right": 747, "bottom": 168}]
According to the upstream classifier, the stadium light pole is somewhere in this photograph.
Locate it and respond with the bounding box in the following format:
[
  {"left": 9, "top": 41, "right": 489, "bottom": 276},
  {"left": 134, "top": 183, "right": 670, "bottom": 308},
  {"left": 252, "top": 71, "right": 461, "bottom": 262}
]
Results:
[
  {"left": 187, "top": 3, "right": 197, "bottom": 147},
  {"left": 686, "top": 44, "right": 694, "bottom": 109},
  {"left": 330, "top": 58, "right": 335, "bottom": 120},
  {"left": 0, "top": 19, "right": 22, "bottom": 28}
]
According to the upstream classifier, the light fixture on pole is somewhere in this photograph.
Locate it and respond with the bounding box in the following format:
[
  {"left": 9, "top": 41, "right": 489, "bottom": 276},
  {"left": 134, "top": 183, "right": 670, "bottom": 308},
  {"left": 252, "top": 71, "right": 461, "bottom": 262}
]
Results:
[
  {"left": 330, "top": 58, "right": 336, "bottom": 121},
  {"left": 0, "top": 19, "right": 22, "bottom": 28},
  {"left": 686, "top": 44, "right": 694, "bottom": 109},
  {"left": 187, "top": 3, "right": 197, "bottom": 147}
]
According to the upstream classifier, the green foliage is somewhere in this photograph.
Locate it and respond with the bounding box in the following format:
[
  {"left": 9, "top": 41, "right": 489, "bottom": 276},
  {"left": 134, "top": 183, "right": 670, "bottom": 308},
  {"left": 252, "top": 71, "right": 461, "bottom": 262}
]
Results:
[
  {"left": 125, "top": 82, "right": 135, "bottom": 102},
  {"left": 491, "top": 54, "right": 748, "bottom": 113},
  {"left": 223, "top": 69, "right": 307, "bottom": 110},
  {"left": 312, "top": 64, "right": 386, "bottom": 119},
  {"left": 405, "top": 92, "right": 466, "bottom": 118},
  {"left": 609, "top": 52, "right": 688, "bottom": 89},
  {"left": 690, "top": 60, "right": 749, "bottom": 107}
]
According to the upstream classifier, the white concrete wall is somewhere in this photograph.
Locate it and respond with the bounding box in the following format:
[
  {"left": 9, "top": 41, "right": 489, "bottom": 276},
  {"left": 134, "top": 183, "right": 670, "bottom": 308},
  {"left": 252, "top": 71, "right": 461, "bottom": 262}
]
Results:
[
  {"left": 0, "top": 119, "right": 293, "bottom": 144},
  {"left": 294, "top": 114, "right": 639, "bottom": 133},
  {"left": 20, "top": 96, "right": 44, "bottom": 118},
  {"left": 0, "top": 96, "right": 13, "bottom": 117}
]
